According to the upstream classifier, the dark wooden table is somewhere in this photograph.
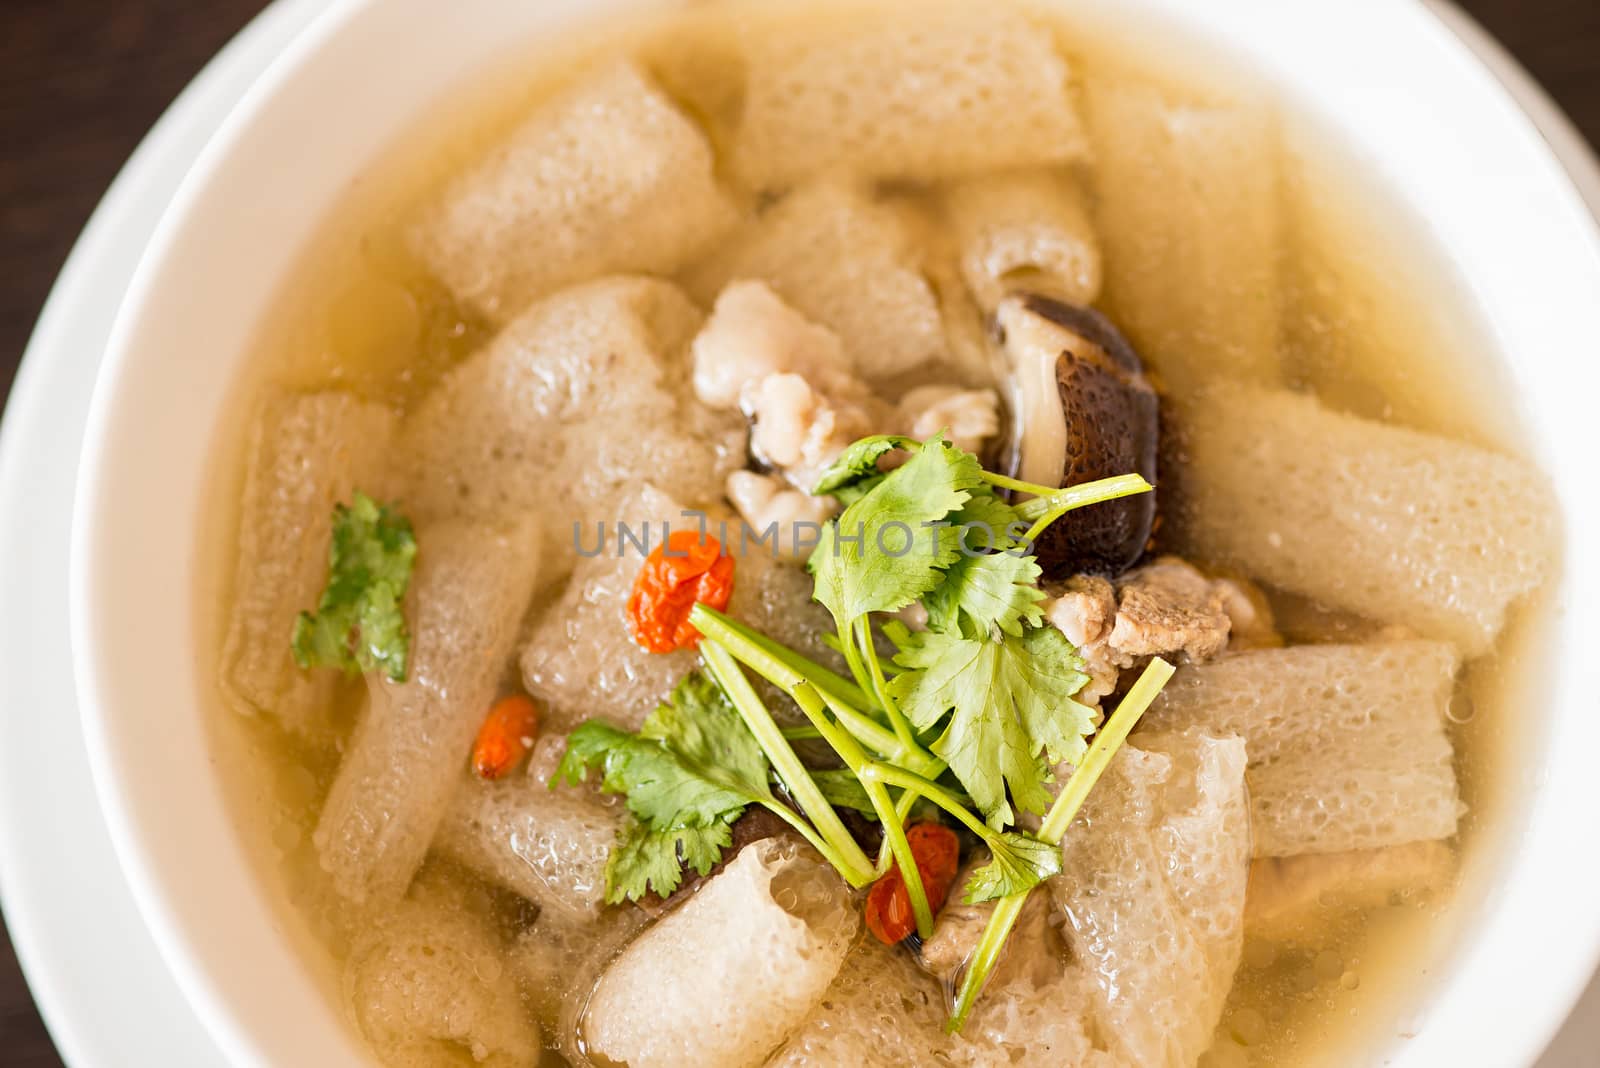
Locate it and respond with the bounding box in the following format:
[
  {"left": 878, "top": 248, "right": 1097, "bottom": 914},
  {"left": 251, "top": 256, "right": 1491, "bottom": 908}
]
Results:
[{"left": 2, "top": 1, "right": 1599, "bottom": 1064}]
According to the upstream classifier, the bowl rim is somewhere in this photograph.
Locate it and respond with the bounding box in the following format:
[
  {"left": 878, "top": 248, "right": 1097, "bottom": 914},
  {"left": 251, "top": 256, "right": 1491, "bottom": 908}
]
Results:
[{"left": 67, "top": 0, "right": 1600, "bottom": 1065}]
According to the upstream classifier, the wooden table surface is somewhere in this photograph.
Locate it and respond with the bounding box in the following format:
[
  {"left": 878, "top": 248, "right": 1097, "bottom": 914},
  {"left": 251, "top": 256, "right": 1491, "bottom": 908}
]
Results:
[{"left": 2, "top": 1, "right": 1599, "bottom": 1064}]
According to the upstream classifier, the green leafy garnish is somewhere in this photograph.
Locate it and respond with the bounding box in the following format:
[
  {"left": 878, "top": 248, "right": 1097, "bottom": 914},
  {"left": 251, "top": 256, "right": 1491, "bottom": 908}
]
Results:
[
  {"left": 555, "top": 428, "right": 1160, "bottom": 1027},
  {"left": 808, "top": 436, "right": 982, "bottom": 620},
  {"left": 946, "top": 482, "right": 1029, "bottom": 549},
  {"left": 810, "top": 434, "right": 918, "bottom": 497},
  {"left": 556, "top": 673, "right": 776, "bottom": 902},
  {"left": 963, "top": 832, "right": 1065, "bottom": 903},
  {"left": 921, "top": 550, "right": 1047, "bottom": 638},
  {"left": 812, "top": 768, "right": 878, "bottom": 815},
  {"left": 607, "top": 821, "right": 733, "bottom": 903},
  {"left": 557, "top": 669, "right": 879, "bottom": 902},
  {"left": 291, "top": 492, "right": 416, "bottom": 682},
  {"left": 891, "top": 626, "right": 1093, "bottom": 827}
]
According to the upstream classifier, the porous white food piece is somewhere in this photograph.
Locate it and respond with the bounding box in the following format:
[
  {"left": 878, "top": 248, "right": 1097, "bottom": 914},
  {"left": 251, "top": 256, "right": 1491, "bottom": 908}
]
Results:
[
  {"left": 953, "top": 963, "right": 1113, "bottom": 1068},
  {"left": 773, "top": 892, "right": 1114, "bottom": 1067},
  {"left": 519, "top": 484, "right": 696, "bottom": 733},
  {"left": 411, "top": 60, "right": 737, "bottom": 323},
  {"left": 1086, "top": 75, "right": 1281, "bottom": 390},
  {"left": 221, "top": 391, "right": 397, "bottom": 742},
  {"left": 511, "top": 906, "right": 647, "bottom": 1043},
  {"left": 764, "top": 936, "right": 954, "bottom": 1067},
  {"left": 521, "top": 484, "right": 837, "bottom": 734},
  {"left": 583, "top": 839, "right": 858, "bottom": 1068},
  {"left": 1168, "top": 384, "right": 1556, "bottom": 655},
  {"left": 343, "top": 870, "right": 536, "bottom": 1067},
  {"left": 686, "top": 182, "right": 945, "bottom": 383},
  {"left": 433, "top": 765, "right": 623, "bottom": 921},
  {"left": 1052, "top": 730, "right": 1251, "bottom": 1068},
  {"left": 397, "top": 276, "right": 743, "bottom": 565},
  {"left": 314, "top": 517, "right": 541, "bottom": 903},
  {"left": 1245, "top": 840, "right": 1456, "bottom": 945},
  {"left": 734, "top": 10, "right": 1087, "bottom": 187},
  {"left": 1142, "top": 640, "right": 1465, "bottom": 856},
  {"left": 942, "top": 171, "right": 1101, "bottom": 310}
]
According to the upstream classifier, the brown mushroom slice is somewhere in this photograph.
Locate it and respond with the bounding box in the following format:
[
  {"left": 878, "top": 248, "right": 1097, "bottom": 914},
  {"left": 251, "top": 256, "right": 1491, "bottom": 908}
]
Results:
[{"left": 996, "top": 294, "right": 1158, "bottom": 577}]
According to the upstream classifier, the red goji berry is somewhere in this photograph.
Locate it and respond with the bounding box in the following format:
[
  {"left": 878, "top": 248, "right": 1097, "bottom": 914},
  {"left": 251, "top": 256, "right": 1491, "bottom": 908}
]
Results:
[
  {"left": 471, "top": 694, "right": 541, "bottom": 780},
  {"left": 625, "top": 530, "right": 736, "bottom": 653},
  {"left": 865, "top": 822, "right": 962, "bottom": 944}
]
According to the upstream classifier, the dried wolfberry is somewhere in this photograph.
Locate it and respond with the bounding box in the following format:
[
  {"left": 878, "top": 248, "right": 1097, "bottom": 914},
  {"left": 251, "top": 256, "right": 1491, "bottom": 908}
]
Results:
[
  {"left": 625, "top": 530, "right": 736, "bottom": 653},
  {"left": 864, "top": 822, "right": 962, "bottom": 944},
  {"left": 471, "top": 694, "right": 541, "bottom": 780}
]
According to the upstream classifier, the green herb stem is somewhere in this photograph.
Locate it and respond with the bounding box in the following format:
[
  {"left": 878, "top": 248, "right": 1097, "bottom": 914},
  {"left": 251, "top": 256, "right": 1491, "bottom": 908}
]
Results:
[
  {"left": 785, "top": 681, "right": 935, "bottom": 939},
  {"left": 977, "top": 470, "right": 1066, "bottom": 497},
  {"left": 854, "top": 616, "right": 918, "bottom": 750},
  {"left": 876, "top": 786, "right": 923, "bottom": 873},
  {"left": 700, "top": 607, "right": 876, "bottom": 709},
  {"left": 860, "top": 763, "right": 995, "bottom": 844},
  {"left": 701, "top": 641, "right": 875, "bottom": 888},
  {"left": 691, "top": 604, "right": 942, "bottom": 778},
  {"left": 1037, "top": 658, "right": 1175, "bottom": 842},
  {"left": 1014, "top": 473, "right": 1154, "bottom": 529},
  {"left": 759, "top": 797, "right": 866, "bottom": 874},
  {"left": 694, "top": 604, "right": 872, "bottom": 709},
  {"left": 837, "top": 617, "right": 878, "bottom": 709},
  {"left": 947, "top": 658, "right": 1176, "bottom": 1032}
]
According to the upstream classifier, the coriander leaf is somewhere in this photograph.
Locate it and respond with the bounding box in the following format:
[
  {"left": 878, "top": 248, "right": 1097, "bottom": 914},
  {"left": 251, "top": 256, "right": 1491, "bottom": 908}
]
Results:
[
  {"left": 555, "top": 719, "right": 633, "bottom": 785},
  {"left": 922, "top": 551, "right": 1046, "bottom": 639},
  {"left": 606, "top": 817, "right": 734, "bottom": 903},
  {"left": 641, "top": 672, "right": 771, "bottom": 802},
  {"left": 811, "top": 435, "right": 918, "bottom": 497},
  {"left": 889, "top": 628, "right": 1093, "bottom": 827},
  {"left": 832, "top": 474, "right": 885, "bottom": 508},
  {"left": 946, "top": 484, "right": 1029, "bottom": 552},
  {"left": 291, "top": 492, "right": 416, "bottom": 682},
  {"left": 556, "top": 674, "right": 774, "bottom": 832},
  {"left": 962, "top": 832, "right": 1064, "bottom": 904},
  {"left": 812, "top": 768, "right": 877, "bottom": 815},
  {"left": 1008, "top": 625, "right": 1096, "bottom": 764},
  {"left": 809, "top": 436, "right": 982, "bottom": 622},
  {"left": 879, "top": 617, "right": 923, "bottom": 654}
]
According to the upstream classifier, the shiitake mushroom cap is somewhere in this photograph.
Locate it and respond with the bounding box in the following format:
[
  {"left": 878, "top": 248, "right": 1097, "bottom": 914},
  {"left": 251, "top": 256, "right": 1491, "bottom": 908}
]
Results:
[{"left": 998, "top": 294, "right": 1159, "bottom": 578}]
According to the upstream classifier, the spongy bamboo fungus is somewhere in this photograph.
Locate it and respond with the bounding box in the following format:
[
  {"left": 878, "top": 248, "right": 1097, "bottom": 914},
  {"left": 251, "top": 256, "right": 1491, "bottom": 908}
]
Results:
[
  {"left": 734, "top": 10, "right": 1087, "bottom": 188},
  {"left": 221, "top": 391, "right": 397, "bottom": 743},
  {"left": 1168, "top": 383, "right": 1555, "bottom": 655},
  {"left": 314, "top": 517, "right": 541, "bottom": 903},
  {"left": 411, "top": 60, "right": 737, "bottom": 324},
  {"left": 1143, "top": 641, "right": 1465, "bottom": 856},
  {"left": 582, "top": 840, "right": 857, "bottom": 1068},
  {"left": 434, "top": 770, "right": 622, "bottom": 921}
]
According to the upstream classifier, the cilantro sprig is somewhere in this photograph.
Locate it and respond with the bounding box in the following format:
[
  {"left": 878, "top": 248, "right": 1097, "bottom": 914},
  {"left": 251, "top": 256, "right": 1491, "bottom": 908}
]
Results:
[
  {"left": 553, "top": 431, "right": 1162, "bottom": 1029},
  {"left": 555, "top": 671, "right": 874, "bottom": 902},
  {"left": 291, "top": 492, "right": 416, "bottom": 682}
]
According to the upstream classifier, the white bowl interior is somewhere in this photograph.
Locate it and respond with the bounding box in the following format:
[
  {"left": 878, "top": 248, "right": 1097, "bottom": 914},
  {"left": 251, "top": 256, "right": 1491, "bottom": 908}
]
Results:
[{"left": 71, "top": 0, "right": 1600, "bottom": 1064}]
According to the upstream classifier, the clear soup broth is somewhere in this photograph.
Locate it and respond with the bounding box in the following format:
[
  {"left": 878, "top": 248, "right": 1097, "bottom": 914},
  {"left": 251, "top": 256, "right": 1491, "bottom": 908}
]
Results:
[{"left": 200, "top": 2, "right": 1558, "bottom": 1066}]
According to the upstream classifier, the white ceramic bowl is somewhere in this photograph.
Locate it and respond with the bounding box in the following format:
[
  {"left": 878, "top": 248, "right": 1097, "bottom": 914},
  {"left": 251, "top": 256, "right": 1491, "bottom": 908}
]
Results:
[{"left": 69, "top": 0, "right": 1600, "bottom": 1065}]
